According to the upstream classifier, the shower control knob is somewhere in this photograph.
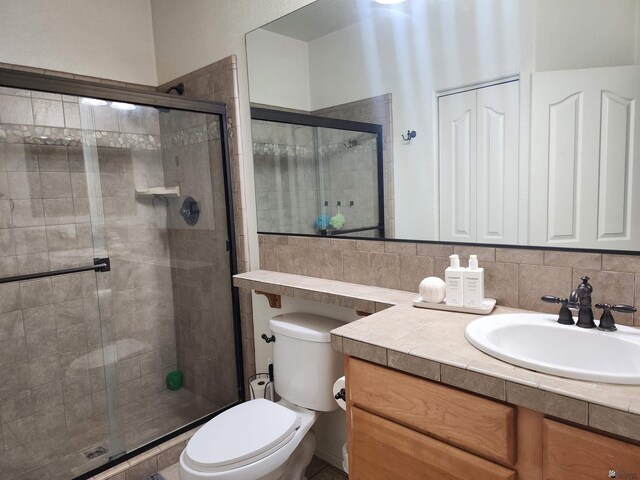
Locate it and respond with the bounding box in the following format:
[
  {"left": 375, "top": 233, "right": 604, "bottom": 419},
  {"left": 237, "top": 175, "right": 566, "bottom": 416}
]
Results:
[{"left": 261, "top": 334, "right": 276, "bottom": 343}]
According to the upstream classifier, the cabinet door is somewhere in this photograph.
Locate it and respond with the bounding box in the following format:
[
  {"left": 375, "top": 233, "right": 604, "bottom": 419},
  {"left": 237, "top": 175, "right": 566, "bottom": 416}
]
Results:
[
  {"left": 543, "top": 419, "right": 640, "bottom": 479},
  {"left": 439, "top": 89, "right": 477, "bottom": 242},
  {"left": 348, "top": 357, "right": 516, "bottom": 465},
  {"left": 476, "top": 81, "right": 519, "bottom": 244},
  {"left": 530, "top": 65, "right": 640, "bottom": 249},
  {"left": 350, "top": 406, "right": 516, "bottom": 480}
]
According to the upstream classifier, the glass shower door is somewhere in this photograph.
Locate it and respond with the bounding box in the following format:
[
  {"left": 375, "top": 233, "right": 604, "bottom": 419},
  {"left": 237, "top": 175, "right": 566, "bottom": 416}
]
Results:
[{"left": 0, "top": 81, "right": 240, "bottom": 479}]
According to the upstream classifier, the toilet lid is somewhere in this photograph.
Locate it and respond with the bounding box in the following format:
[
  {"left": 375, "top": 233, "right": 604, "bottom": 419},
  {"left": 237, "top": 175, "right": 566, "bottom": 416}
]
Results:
[{"left": 185, "top": 399, "right": 301, "bottom": 469}]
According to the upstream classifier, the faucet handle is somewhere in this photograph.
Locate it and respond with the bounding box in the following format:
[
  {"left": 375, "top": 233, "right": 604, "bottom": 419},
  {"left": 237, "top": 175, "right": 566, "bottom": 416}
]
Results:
[
  {"left": 541, "top": 295, "right": 576, "bottom": 325},
  {"left": 594, "top": 304, "right": 637, "bottom": 332},
  {"left": 611, "top": 304, "right": 637, "bottom": 314}
]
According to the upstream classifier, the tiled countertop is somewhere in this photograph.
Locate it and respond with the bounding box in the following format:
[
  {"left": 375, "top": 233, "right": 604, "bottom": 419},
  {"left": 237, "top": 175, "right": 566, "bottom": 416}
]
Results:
[{"left": 234, "top": 270, "right": 640, "bottom": 442}]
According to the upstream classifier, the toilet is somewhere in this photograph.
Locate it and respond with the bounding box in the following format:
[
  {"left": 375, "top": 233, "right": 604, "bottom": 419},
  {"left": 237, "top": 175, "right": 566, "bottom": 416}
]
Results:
[{"left": 179, "top": 313, "right": 345, "bottom": 480}]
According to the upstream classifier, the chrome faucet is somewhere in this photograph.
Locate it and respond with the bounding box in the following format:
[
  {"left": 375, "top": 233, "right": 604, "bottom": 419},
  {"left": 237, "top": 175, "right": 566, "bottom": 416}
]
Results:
[{"left": 569, "top": 276, "right": 596, "bottom": 328}]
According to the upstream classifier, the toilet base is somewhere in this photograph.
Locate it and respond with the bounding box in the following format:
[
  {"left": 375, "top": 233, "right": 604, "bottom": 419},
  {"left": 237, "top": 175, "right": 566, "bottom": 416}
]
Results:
[{"left": 277, "top": 430, "right": 316, "bottom": 480}]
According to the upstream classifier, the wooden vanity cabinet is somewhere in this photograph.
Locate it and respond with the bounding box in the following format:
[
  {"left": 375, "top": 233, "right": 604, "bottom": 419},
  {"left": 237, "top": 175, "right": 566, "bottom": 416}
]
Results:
[
  {"left": 543, "top": 419, "right": 640, "bottom": 479},
  {"left": 346, "top": 356, "right": 640, "bottom": 480},
  {"left": 347, "top": 357, "right": 517, "bottom": 479}
]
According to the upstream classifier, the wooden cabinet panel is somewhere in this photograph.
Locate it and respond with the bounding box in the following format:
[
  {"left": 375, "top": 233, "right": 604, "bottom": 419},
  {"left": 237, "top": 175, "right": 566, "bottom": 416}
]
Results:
[
  {"left": 350, "top": 406, "right": 516, "bottom": 480},
  {"left": 347, "top": 358, "right": 516, "bottom": 465},
  {"left": 543, "top": 419, "right": 640, "bottom": 479}
]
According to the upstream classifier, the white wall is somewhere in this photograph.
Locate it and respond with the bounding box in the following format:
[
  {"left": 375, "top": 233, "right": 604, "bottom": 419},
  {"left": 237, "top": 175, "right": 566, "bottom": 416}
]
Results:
[
  {"left": 0, "top": 0, "right": 158, "bottom": 85},
  {"left": 240, "top": 29, "right": 311, "bottom": 111}
]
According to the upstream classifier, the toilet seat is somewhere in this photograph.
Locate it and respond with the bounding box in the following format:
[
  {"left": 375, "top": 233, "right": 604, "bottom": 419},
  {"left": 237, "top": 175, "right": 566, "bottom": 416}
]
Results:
[{"left": 183, "top": 399, "right": 301, "bottom": 472}]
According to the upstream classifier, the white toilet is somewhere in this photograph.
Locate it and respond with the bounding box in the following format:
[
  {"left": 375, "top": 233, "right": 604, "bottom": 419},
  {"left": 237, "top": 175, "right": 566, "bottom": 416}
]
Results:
[{"left": 179, "top": 313, "right": 345, "bottom": 480}]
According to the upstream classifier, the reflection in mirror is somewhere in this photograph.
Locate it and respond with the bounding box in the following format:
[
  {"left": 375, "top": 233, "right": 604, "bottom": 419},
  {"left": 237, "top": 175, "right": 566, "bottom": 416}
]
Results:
[
  {"left": 251, "top": 109, "right": 385, "bottom": 238},
  {"left": 246, "top": 0, "right": 640, "bottom": 251}
]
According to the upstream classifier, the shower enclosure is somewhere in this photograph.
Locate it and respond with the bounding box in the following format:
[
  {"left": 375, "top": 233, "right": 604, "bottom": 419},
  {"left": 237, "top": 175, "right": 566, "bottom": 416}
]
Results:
[
  {"left": 0, "top": 69, "right": 243, "bottom": 479},
  {"left": 251, "top": 108, "right": 385, "bottom": 238}
]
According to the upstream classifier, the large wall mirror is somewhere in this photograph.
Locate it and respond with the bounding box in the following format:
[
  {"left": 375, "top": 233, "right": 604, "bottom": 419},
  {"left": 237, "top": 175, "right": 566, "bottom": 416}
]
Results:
[{"left": 246, "top": 0, "right": 640, "bottom": 251}]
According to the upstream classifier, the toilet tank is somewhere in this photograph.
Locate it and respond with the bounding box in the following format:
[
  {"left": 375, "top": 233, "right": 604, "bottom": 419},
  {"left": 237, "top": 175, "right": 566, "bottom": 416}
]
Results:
[{"left": 269, "top": 313, "right": 345, "bottom": 412}]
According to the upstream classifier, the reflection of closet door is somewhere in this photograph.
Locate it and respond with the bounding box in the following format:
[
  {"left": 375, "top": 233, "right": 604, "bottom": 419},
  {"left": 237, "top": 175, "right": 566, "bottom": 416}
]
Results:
[
  {"left": 439, "top": 89, "right": 477, "bottom": 243},
  {"left": 530, "top": 66, "right": 640, "bottom": 249},
  {"left": 476, "top": 82, "right": 519, "bottom": 244}
]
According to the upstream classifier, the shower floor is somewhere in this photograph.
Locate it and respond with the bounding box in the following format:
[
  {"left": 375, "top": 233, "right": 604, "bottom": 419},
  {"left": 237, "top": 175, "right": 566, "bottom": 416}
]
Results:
[{"left": 1, "top": 388, "right": 216, "bottom": 480}]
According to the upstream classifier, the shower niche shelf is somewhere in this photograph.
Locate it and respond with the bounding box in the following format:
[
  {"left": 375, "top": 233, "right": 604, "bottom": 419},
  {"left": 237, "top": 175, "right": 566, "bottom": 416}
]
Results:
[{"left": 135, "top": 186, "right": 181, "bottom": 198}]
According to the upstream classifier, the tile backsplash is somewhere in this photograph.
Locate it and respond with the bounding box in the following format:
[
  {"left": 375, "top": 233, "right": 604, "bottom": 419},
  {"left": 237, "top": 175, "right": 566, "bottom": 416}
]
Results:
[{"left": 258, "top": 234, "right": 640, "bottom": 326}]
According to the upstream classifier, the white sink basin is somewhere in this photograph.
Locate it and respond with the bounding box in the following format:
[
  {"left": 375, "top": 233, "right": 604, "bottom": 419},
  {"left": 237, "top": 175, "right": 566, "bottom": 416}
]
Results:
[{"left": 465, "top": 313, "right": 640, "bottom": 384}]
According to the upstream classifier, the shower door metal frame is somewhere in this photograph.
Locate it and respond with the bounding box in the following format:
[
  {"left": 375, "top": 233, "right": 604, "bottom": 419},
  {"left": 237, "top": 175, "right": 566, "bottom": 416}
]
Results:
[
  {"left": 0, "top": 68, "right": 245, "bottom": 480},
  {"left": 251, "top": 107, "right": 386, "bottom": 238}
]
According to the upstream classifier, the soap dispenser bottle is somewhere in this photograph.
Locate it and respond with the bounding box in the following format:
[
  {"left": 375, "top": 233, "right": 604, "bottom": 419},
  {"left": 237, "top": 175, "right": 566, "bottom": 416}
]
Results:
[
  {"left": 445, "top": 254, "right": 464, "bottom": 306},
  {"left": 463, "top": 254, "right": 485, "bottom": 308}
]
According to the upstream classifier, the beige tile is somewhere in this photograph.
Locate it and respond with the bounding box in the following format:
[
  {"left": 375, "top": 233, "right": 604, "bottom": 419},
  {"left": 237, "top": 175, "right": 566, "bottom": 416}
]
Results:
[
  {"left": 22, "top": 304, "right": 55, "bottom": 335},
  {"left": 602, "top": 254, "right": 640, "bottom": 274},
  {"left": 342, "top": 338, "right": 386, "bottom": 366},
  {"left": 0, "top": 284, "right": 20, "bottom": 314},
  {"left": 399, "top": 254, "right": 434, "bottom": 293},
  {"left": 277, "top": 244, "right": 308, "bottom": 275},
  {"left": 416, "top": 243, "right": 454, "bottom": 258},
  {"left": 495, "top": 248, "right": 544, "bottom": 265},
  {"left": 589, "top": 404, "right": 640, "bottom": 442},
  {"left": 385, "top": 241, "right": 416, "bottom": 256},
  {"left": 0, "top": 310, "right": 24, "bottom": 340},
  {"left": 13, "top": 226, "right": 47, "bottom": 254},
  {"left": 330, "top": 238, "right": 356, "bottom": 250},
  {"left": 506, "top": 382, "right": 588, "bottom": 425},
  {"left": 454, "top": 245, "right": 495, "bottom": 262},
  {"left": 544, "top": 251, "right": 601, "bottom": 269},
  {"left": 0, "top": 228, "right": 14, "bottom": 256},
  {"left": 331, "top": 334, "right": 343, "bottom": 353},
  {"left": 11, "top": 199, "right": 45, "bottom": 227},
  {"left": 19, "top": 278, "right": 52, "bottom": 308},
  {"left": 441, "top": 365, "right": 505, "bottom": 400},
  {"left": 43, "top": 198, "right": 75, "bottom": 225},
  {"left": 342, "top": 250, "right": 370, "bottom": 285},
  {"left": 0, "top": 94, "right": 33, "bottom": 124},
  {"left": 157, "top": 441, "right": 186, "bottom": 470},
  {"left": 518, "top": 264, "right": 572, "bottom": 314},
  {"left": 484, "top": 262, "right": 519, "bottom": 308},
  {"left": 387, "top": 350, "right": 439, "bottom": 381},
  {"left": 259, "top": 243, "right": 278, "bottom": 271},
  {"left": 7, "top": 171, "right": 42, "bottom": 199},
  {"left": 46, "top": 224, "right": 77, "bottom": 251},
  {"left": 370, "top": 253, "right": 400, "bottom": 289},
  {"left": 355, "top": 239, "right": 384, "bottom": 253}
]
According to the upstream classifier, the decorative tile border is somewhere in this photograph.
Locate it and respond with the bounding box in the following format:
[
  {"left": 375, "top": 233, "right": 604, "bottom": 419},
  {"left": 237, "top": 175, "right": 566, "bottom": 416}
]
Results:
[{"left": 0, "top": 123, "right": 161, "bottom": 150}]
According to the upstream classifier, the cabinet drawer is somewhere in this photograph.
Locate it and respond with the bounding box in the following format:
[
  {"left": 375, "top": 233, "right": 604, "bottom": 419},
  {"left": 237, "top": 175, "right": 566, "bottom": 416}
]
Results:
[
  {"left": 347, "top": 357, "right": 516, "bottom": 464},
  {"left": 543, "top": 419, "right": 640, "bottom": 479},
  {"left": 350, "top": 406, "right": 516, "bottom": 480}
]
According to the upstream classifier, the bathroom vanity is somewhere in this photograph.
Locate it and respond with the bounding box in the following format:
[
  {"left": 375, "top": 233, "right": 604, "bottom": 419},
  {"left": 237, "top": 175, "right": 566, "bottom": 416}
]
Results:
[
  {"left": 234, "top": 270, "right": 640, "bottom": 479},
  {"left": 345, "top": 357, "right": 640, "bottom": 479}
]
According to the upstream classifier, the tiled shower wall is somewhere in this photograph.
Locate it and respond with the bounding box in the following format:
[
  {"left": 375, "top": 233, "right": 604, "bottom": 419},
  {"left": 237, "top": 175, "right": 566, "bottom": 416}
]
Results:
[
  {"left": 314, "top": 94, "right": 394, "bottom": 237},
  {"left": 160, "top": 111, "right": 237, "bottom": 407},
  {"left": 157, "top": 55, "right": 257, "bottom": 387},
  {"left": 258, "top": 234, "right": 640, "bottom": 326},
  {"left": 252, "top": 121, "right": 319, "bottom": 234},
  {"left": 0, "top": 86, "right": 177, "bottom": 461},
  {"left": 253, "top": 94, "right": 393, "bottom": 238}
]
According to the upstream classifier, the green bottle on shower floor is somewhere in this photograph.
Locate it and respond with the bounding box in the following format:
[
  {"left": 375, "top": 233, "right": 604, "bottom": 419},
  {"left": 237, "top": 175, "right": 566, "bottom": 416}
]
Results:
[{"left": 166, "top": 370, "right": 183, "bottom": 391}]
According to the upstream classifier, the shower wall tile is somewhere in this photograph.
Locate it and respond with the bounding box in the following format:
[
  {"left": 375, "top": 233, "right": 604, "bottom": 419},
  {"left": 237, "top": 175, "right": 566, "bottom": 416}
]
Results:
[
  {"left": 0, "top": 95, "right": 33, "bottom": 124},
  {"left": 32, "top": 98, "right": 65, "bottom": 127}
]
